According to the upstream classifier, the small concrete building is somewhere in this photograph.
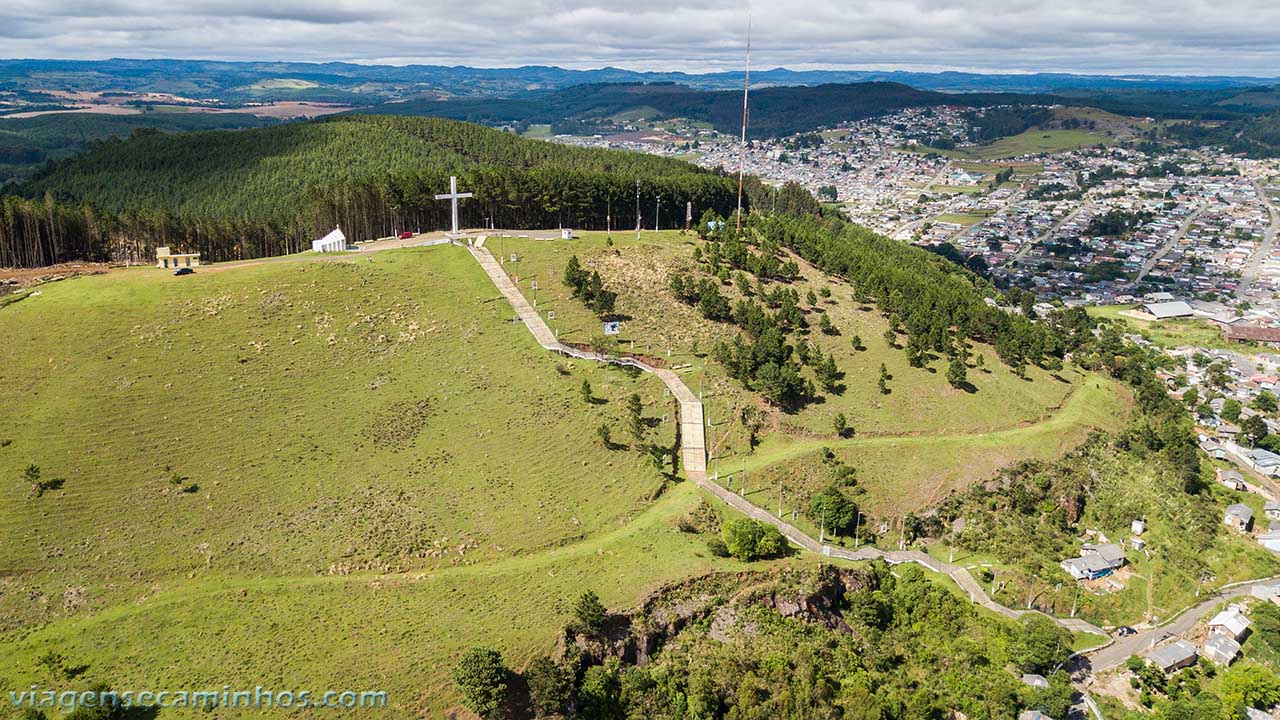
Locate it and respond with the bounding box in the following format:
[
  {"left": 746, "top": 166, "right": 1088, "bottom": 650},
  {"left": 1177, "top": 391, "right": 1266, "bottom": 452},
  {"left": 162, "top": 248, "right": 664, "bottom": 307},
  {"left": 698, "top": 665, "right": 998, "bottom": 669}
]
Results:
[
  {"left": 1217, "top": 468, "right": 1247, "bottom": 491},
  {"left": 1145, "top": 640, "right": 1199, "bottom": 674},
  {"left": 1225, "top": 504, "right": 1255, "bottom": 532},
  {"left": 1265, "top": 501, "right": 1280, "bottom": 522},
  {"left": 1208, "top": 606, "right": 1252, "bottom": 642},
  {"left": 1203, "top": 633, "right": 1242, "bottom": 666},
  {"left": 155, "top": 246, "right": 200, "bottom": 269},
  {"left": 1020, "top": 673, "right": 1050, "bottom": 689},
  {"left": 312, "top": 227, "right": 349, "bottom": 253}
]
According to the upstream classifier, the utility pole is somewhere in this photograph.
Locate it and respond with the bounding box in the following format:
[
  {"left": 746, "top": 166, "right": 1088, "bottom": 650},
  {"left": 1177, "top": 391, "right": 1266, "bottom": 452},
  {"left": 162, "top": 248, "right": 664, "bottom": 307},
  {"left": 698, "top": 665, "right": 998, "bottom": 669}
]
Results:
[
  {"left": 606, "top": 197, "right": 612, "bottom": 242},
  {"left": 635, "top": 181, "right": 641, "bottom": 240},
  {"left": 655, "top": 194, "right": 661, "bottom": 232},
  {"left": 819, "top": 505, "right": 826, "bottom": 545},
  {"left": 854, "top": 511, "right": 863, "bottom": 548}
]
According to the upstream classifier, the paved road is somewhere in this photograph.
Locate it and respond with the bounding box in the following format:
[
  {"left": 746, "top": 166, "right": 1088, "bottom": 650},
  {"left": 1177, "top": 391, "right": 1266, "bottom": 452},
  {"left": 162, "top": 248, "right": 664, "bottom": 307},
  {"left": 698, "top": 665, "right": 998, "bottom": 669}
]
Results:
[
  {"left": 1239, "top": 178, "right": 1279, "bottom": 296},
  {"left": 1010, "top": 203, "right": 1089, "bottom": 265},
  {"left": 1080, "top": 577, "right": 1279, "bottom": 673},
  {"left": 1134, "top": 205, "right": 1206, "bottom": 282}
]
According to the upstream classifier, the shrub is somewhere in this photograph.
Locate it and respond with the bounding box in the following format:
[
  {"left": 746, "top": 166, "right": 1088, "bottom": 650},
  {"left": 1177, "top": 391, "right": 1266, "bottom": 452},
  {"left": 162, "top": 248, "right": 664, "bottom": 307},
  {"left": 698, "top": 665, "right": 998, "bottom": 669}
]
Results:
[{"left": 451, "top": 647, "right": 509, "bottom": 719}]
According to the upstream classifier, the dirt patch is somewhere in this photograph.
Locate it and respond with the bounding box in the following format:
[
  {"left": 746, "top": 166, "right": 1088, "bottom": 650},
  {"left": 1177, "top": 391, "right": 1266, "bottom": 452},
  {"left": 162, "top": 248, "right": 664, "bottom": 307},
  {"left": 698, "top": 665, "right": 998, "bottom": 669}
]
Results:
[
  {"left": 0, "top": 262, "right": 112, "bottom": 290},
  {"left": 363, "top": 398, "right": 435, "bottom": 451}
]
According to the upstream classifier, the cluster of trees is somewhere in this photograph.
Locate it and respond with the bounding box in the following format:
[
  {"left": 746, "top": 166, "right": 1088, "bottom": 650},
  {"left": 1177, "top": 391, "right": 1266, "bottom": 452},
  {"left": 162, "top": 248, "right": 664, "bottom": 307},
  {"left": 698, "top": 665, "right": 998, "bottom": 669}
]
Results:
[
  {"left": 751, "top": 212, "right": 1063, "bottom": 374},
  {"left": 1085, "top": 208, "right": 1154, "bottom": 237},
  {"left": 962, "top": 106, "right": 1051, "bottom": 144},
  {"left": 563, "top": 255, "right": 617, "bottom": 316},
  {"left": 710, "top": 518, "right": 789, "bottom": 561},
  {"left": 452, "top": 563, "right": 1080, "bottom": 719},
  {"left": 2, "top": 115, "right": 741, "bottom": 267},
  {"left": 1125, "top": 652, "right": 1280, "bottom": 718}
]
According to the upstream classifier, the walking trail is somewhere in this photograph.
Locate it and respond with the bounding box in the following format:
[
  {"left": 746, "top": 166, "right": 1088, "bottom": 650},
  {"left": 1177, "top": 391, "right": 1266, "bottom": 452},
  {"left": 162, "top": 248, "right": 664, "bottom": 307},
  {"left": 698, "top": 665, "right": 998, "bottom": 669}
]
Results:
[
  {"left": 467, "top": 235, "right": 1280, "bottom": 682},
  {"left": 464, "top": 239, "right": 1110, "bottom": 636}
]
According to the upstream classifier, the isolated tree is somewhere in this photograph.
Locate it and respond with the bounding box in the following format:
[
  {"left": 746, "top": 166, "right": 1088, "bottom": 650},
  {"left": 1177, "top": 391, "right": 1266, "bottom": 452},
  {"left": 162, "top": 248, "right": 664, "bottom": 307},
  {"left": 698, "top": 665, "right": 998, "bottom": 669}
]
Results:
[
  {"left": 1243, "top": 415, "right": 1269, "bottom": 447},
  {"left": 809, "top": 485, "right": 857, "bottom": 534},
  {"left": 580, "top": 379, "right": 593, "bottom": 404},
  {"left": 806, "top": 289, "right": 818, "bottom": 306},
  {"left": 851, "top": 334, "right": 863, "bottom": 351},
  {"left": 816, "top": 354, "right": 841, "bottom": 393},
  {"left": 1254, "top": 390, "right": 1278, "bottom": 413},
  {"left": 574, "top": 590, "right": 608, "bottom": 638},
  {"left": 833, "top": 413, "right": 852, "bottom": 438},
  {"left": 595, "top": 424, "right": 613, "bottom": 449},
  {"left": 626, "top": 393, "right": 644, "bottom": 443},
  {"left": 1221, "top": 398, "right": 1242, "bottom": 423},
  {"left": 452, "top": 647, "right": 510, "bottom": 720},
  {"left": 946, "top": 356, "right": 968, "bottom": 389},
  {"left": 819, "top": 313, "right": 837, "bottom": 335},
  {"left": 883, "top": 328, "right": 897, "bottom": 348},
  {"left": 878, "top": 363, "right": 890, "bottom": 394}
]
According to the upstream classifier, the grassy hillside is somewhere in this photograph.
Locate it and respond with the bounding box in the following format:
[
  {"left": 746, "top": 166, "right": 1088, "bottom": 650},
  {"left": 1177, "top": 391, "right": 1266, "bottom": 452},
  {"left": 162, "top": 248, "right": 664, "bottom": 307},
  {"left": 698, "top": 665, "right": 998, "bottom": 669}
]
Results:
[
  {"left": 488, "top": 230, "right": 1128, "bottom": 518},
  {"left": 0, "top": 245, "right": 687, "bottom": 632}
]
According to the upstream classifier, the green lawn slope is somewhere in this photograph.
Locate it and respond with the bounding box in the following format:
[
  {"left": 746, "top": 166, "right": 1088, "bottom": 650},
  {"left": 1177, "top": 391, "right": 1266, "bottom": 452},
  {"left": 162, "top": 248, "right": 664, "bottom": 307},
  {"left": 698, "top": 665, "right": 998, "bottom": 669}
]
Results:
[{"left": 0, "top": 245, "right": 679, "bottom": 632}]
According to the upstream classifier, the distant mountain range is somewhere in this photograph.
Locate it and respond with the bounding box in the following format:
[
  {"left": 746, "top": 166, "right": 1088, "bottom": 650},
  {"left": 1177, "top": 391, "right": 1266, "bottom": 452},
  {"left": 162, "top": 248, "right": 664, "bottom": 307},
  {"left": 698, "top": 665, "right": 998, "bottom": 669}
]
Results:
[{"left": 1, "top": 58, "right": 1277, "bottom": 104}]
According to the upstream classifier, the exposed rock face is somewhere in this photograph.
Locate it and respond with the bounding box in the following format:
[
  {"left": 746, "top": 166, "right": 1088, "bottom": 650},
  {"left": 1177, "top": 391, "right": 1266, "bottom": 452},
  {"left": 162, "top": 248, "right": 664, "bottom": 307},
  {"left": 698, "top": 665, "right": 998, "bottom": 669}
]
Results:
[{"left": 556, "top": 564, "right": 876, "bottom": 668}]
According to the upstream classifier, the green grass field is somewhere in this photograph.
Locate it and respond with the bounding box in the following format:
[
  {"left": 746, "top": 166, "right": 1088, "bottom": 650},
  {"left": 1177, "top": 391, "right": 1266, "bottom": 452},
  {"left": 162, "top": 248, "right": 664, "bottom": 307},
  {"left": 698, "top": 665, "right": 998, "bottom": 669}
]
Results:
[
  {"left": 0, "top": 246, "right": 683, "bottom": 629},
  {"left": 934, "top": 211, "right": 993, "bottom": 225},
  {"left": 0, "top": 235, "right": 1139, "bottom": 716}
]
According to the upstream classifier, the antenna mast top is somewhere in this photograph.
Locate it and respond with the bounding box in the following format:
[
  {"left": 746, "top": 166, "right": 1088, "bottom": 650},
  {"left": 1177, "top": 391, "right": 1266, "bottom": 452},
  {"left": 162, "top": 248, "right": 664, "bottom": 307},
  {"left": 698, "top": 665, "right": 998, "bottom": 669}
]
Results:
[{"left": 734, "top": 12, "right": 751, "bottom": 233}]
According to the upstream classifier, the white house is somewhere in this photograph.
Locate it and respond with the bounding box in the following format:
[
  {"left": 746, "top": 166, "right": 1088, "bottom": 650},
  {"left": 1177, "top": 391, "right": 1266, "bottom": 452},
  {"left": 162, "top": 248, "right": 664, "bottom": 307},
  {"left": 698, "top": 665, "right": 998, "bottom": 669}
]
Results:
[
  {"left": 312, "top": 227, "right": 349, "bottom": 253},
  {"left": 1208, "top": 606, "right": 1251, "bottom": 642}
]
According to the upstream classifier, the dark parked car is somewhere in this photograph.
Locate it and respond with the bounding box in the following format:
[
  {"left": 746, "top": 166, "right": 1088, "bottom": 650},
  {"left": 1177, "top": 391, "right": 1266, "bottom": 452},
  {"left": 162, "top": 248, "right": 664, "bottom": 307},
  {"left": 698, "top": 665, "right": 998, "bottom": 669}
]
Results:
[
  {"left": 173, "top": 267, "right": 195, "bottom": 276},
  {"left": 1117, "top": 626, "right": 1137, "bottom": 637}
]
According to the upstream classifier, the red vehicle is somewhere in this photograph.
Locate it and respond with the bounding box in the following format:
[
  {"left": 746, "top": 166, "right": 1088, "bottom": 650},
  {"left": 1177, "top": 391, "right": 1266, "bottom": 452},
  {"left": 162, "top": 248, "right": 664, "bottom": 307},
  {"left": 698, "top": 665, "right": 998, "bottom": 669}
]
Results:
[{"left": 398, "top": 231, "right": 414, "bottom": 240}]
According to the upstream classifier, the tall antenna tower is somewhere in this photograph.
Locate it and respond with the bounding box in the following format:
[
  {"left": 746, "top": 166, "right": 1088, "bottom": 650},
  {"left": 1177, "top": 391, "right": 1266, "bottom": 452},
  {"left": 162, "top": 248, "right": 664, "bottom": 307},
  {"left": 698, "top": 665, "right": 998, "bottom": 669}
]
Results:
[{"left": 734, "top": 12, "right": 751, "bottom": 233}]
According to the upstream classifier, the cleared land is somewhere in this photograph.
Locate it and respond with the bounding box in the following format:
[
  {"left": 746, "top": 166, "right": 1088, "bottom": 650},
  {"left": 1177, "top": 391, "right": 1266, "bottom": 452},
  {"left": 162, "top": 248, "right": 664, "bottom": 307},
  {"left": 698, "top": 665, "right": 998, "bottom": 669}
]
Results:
[{"left": 1088, "top": 304, "right": 1245, "bottom": 351}]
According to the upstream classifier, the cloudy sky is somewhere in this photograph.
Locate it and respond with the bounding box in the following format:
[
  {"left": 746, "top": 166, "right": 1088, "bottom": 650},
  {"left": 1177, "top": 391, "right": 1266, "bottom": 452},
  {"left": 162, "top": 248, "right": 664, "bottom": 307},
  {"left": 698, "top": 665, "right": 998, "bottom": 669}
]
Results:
[{"left": 4, "top": 0, "right": 1280, "bottom": 76}]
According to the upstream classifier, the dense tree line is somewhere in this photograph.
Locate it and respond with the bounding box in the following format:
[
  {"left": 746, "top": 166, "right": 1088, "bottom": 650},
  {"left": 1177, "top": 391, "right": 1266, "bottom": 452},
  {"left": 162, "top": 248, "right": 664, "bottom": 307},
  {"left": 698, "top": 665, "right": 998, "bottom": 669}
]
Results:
[
  {"left": 749, "top": 212, "right": 1063, "bottom": 373},
  {"left": 1, "top": 115, "right": 740, "bottom": 267}
]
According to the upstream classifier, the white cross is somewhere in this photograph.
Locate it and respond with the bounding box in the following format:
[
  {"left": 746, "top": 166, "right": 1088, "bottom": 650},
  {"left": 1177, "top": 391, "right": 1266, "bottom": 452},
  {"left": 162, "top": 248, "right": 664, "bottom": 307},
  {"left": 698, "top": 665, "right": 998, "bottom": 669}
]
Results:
[{"left": 434, "top": 176, "right": 473, "bottom": 235}]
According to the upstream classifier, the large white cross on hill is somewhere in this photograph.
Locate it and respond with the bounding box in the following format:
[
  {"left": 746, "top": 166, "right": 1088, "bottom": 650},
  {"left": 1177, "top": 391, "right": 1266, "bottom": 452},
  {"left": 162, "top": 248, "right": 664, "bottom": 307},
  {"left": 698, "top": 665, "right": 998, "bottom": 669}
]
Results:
[{"left": 435, "top": 176, "right": 473, "bottom": 235}]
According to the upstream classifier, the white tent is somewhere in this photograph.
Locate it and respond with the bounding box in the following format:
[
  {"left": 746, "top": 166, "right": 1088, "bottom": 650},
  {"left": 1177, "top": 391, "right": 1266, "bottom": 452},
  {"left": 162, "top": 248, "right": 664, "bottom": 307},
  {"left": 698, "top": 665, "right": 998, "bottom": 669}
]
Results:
[{"left": 312, "top": 227, "right": 347, "bottom": 253}]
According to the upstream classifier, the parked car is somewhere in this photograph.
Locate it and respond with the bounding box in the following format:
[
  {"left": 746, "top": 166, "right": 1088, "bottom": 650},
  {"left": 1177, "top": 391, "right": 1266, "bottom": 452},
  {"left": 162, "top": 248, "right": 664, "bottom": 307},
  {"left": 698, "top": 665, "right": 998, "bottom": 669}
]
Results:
[
  {"left": 173, "top": 267, "right": 195, "bottom": 276},
  {"left": 1117, "top": 626, "right": 1137, "bottom": 637},
  {"left": 398, "top": 231, "right": 414, "bottom": 239}
]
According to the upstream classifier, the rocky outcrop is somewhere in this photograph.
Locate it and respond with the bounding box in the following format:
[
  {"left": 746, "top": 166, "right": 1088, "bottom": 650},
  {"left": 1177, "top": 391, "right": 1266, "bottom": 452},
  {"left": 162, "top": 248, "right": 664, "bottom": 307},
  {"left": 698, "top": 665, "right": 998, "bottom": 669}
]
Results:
[{"left": 556, "top": 564, "right": 877, "bottom": 668}]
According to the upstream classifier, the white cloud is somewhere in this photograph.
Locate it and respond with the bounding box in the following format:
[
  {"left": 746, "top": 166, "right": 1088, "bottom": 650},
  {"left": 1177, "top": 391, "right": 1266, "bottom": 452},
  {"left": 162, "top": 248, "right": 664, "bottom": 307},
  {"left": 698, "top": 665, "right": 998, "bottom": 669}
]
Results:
[{"left": 1, "top": 0, "right": 1279, "bottom": 76}]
